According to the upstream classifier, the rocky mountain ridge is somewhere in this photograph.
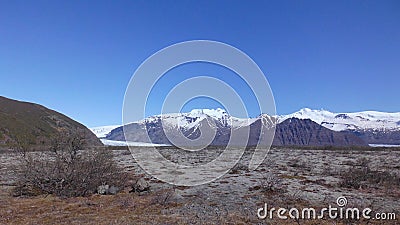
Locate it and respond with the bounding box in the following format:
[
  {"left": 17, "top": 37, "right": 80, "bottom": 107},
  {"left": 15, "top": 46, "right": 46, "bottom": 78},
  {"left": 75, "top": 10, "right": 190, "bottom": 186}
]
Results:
[
  {"left": 101, "top": 108, "right": 367, "bottom": 147},
  {"left": 278, "top": 108, "right": 400, "bottom": 144}
]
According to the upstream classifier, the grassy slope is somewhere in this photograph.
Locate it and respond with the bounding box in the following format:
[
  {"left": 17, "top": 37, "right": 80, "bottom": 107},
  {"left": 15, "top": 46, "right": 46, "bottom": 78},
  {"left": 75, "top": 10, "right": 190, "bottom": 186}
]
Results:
[{"left": 0, "top": 96, "right": 101, "bottom": 149}]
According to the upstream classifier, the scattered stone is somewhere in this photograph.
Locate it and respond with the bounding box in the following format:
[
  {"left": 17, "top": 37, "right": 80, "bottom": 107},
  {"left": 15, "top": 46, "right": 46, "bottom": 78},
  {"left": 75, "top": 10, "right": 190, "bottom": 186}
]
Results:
[
  {"left": 97, "top": 185, "right": 109, "bottom": 195},
  {"left": 97, "top": 185, "right": 119, "bottom": 195},
  {"left": 131, "top": 178, "right": 150, "bottom": 193},
  {"left": 108, "top": 186, "right": 119, "bottom": 195},
  {"left": 169, "top": 190, "right": 184, "bottom": 203}
]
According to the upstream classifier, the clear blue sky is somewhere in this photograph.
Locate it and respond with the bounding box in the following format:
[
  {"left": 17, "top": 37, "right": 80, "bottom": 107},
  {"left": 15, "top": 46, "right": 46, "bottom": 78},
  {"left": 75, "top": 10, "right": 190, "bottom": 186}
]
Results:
[{"left": 1, "top": 0, "right": 399, "bottom": 127}]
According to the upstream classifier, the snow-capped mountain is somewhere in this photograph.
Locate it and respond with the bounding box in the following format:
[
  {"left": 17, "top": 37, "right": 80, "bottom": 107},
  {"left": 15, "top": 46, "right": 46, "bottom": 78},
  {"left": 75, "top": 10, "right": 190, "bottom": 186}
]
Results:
[
  {"left": 92, "top": 108, "right": 400, "bottom": 139},
  {"left": 278, "top": 108, "right": 400, "bottom": 132},
  {"left": 278, "top": 108, "right": 400, "bottom": 145},
  {"left": 94, "top": 108, "right": 366, "bottom": 147},
  {"left": 136, "top": 108, "right": 258, "bottom": 131},
  {"left": 91, "top": 108, "right": 400, "bottom": 146},
  {"left": 105, "top": 108, "right": 274, "bottom": 146}
]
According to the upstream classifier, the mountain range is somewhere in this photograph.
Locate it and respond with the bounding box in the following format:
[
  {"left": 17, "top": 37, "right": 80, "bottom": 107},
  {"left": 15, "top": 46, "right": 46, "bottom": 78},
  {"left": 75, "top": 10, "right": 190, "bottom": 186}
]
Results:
[
  {"left": 2, "top": 94, "right": 398, "bottom": 150},
  {"left": 90, "top": 107, "right": 400, "bottom": 147},
  {"left": 278, "top": 108, "right": 400, "bottom": 145}
]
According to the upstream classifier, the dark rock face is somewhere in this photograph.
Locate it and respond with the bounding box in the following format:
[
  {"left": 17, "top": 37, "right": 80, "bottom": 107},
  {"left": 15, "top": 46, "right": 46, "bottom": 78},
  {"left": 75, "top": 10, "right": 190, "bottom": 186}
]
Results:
[
  {"left": 335, "top": 114, "right": 351, "bottom": 119},
  {"left": 108, "top": 116, "right": 241, "bottom": 146},
  {"left": 273, "top": 118, "right": 367, "bottom": 147},
  {"left": 107, "top": 115, "right": 367, "bottom": 147},
  {"left": 0, "top": 96, "right": 102, "bottom": 150},
  {"left": 352, "top": 129, "right": 400, "bottom": 145}
]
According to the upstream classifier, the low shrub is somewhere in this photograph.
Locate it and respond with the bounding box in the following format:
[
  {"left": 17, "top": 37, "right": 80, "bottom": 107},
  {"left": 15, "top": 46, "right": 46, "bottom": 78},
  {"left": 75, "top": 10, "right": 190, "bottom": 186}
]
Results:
[
  {"left": 340, "top": 158, "right": 400, "bottom": 190},
  {"left": 13, "top": 133, "right": 127, "bottom": 198}
]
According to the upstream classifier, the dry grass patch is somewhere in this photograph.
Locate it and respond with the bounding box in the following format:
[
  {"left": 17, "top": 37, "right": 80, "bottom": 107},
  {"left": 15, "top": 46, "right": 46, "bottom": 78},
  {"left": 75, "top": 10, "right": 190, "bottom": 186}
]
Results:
[{"left": 0, "top": 192, "right": 186, "bottom": 225}]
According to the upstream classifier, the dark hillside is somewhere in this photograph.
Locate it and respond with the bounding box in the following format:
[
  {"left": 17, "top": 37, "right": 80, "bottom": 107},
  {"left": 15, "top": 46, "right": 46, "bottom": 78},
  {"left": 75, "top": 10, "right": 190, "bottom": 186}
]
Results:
[{"left": 0, "top": 96, "right": 102, "bottom": 150}]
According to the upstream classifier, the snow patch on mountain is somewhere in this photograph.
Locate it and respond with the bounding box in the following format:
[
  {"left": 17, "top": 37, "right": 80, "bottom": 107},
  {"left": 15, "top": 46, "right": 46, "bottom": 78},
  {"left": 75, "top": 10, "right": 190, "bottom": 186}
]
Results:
[
  {"left": 279, "top": 108, "right": 400, "bottom": 131},
  {"left": 144, "top": 108, "right": 255, "bottom": 130},
  {"left": 90, "top": 125, "right": 120, "bottom": 138}
]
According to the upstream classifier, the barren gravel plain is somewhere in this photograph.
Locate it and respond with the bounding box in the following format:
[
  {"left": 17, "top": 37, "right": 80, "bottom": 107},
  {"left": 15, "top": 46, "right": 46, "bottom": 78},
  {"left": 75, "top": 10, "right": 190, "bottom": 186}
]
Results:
[{"left": 1, "top": 147, "right": 399, "bottom": 224}]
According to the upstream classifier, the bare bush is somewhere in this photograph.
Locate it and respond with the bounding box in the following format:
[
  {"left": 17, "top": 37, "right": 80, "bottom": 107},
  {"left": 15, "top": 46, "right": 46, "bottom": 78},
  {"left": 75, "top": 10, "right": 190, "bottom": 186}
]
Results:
[
  {"left": 150, "top": 189, "right": 180, "bottom": 206},
  {"left": 259, "top": 172, "right": 284, "bottom": 193},
  {"left": 321, "top": 165, "right": 339, "bottom": 177},
  {"left": 340, "top": 158, "right": 400, "bottom": 190},
  {"left": 228, "top": 163, "right": 248, "bottom": 174},
  {"left": 13, "top": 133, "right": 127, "bottom": 198}
]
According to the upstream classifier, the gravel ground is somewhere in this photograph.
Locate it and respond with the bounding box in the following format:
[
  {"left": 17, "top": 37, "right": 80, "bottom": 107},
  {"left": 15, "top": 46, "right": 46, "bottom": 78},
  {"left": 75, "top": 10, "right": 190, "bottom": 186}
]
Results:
[{"left": 1, "top": 147, "right": 399, "bottom": 224}]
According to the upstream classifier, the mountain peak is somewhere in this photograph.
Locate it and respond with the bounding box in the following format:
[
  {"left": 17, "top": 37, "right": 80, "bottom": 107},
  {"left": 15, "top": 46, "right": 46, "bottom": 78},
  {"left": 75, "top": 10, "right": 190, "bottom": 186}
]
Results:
[
  {"left": 299, "top": 107, "right": 312, "bottom": 112},
  {"left": 186, "top": 108, "right": 227, "bottom": 118}
]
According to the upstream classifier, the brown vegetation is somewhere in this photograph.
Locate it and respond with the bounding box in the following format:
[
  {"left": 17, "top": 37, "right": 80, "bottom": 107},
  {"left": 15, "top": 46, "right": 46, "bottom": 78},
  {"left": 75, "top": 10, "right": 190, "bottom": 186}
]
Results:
[
  {"left": 339, "top": 157, "right": 400, "bottom": 192},
  {"left": 13, "top": 134, "right": 126, "bottom": 198}
]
